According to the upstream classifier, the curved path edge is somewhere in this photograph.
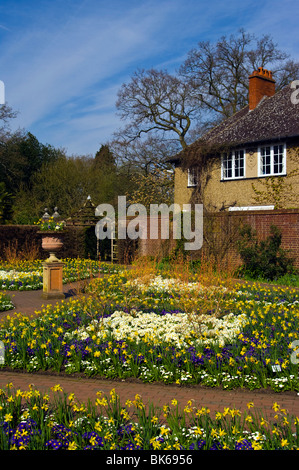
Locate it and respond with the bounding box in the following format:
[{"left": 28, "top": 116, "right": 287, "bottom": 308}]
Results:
[{"left": 1, "top": 369, "right": 299, "bottom": 421}]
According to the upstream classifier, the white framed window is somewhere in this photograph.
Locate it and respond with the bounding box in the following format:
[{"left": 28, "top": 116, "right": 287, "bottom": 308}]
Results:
[
  {"left": 258, "top": 143, "right": 286, "bottom": 177},
  {"left": 221, "top": 149, "right": 245, "bottom": 180},
  {"left": 187, "top": 168, "right": 198, "bottom": 187}
]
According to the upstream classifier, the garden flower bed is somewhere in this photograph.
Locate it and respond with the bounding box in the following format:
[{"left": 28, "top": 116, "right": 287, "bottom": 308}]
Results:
[
  {"left": 0, "top": 292, "right": 14, "bottom": 312},
  {"left": 0, "top": 269, "right": 299, "bottom": 393},
  {"left": 66, "top": 310, "right": 248, "bottom": 349},
  {"left": 0, "top": 268, "right": 43, "bottom": 291},
  {"left": 0, "top": 258, "right": 120, "bottom": 313},
  {"left": 0, "top": 382, "right": 299, "bottom": 450},
  {"left": 0, "top": 259, "right": 118, "bottom": 291}
]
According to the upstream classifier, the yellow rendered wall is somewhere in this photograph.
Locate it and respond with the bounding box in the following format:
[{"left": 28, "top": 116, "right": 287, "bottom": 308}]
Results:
[{"left": 174, "top": 143, "right": 299, "bottom": 210}]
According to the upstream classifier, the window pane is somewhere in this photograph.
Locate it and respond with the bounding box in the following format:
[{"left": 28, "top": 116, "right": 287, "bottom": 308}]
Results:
[
  {"left": 223, "top": 153, "right": 233, "bottom": 178},
  {"left": 261, "top": 147, "right": 271, "bottom": 175},
  {"left": 235, "top": 150, "right": 244, "bottom": 177},
  {"left": 273, "top": 145, "right": 284, "bottom": 174},
  {"left": 188, "top": 168, "right": 197, "bottom": 186}
]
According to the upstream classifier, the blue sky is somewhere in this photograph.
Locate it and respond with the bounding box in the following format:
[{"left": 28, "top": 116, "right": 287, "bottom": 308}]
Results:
[{"left": 1, "top": 0, "right": 299, "bottom": 156}]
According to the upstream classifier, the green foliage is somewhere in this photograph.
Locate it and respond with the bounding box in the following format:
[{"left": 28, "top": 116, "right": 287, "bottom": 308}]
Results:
[
  {"left": 0, "top": 131, "right": 65, "bottom": 224},
  {"left": 94, "top": 144, "right": 116, "bottom": 170},
  {"left": 0, "top": 131, "right": 63, "bottom": 195},
  {"left": 252, "top": 170, "right": 299, "bottom": 209},
  {"left": 11, "top": 154, "right": 119, "bottom": 223},
  {"left": 0, "top": 182, "right": 13, "bottom": 224},
  {"left": 237, "top": 224, "right": 295, "bottom": 280},
  {"left": 17, "top": 132, "right": 63, "bottom": 188}
]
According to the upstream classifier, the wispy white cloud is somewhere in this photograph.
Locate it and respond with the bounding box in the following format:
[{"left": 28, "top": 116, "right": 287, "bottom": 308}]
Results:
[
  {"left": 0, "top": 24, "right": 10, "bottom": 31},
  {"left": 3, "top": 1, "right": 187, "bottom": 153},
  {"left": 1, "top": 0, "right": 298, "bottom": 155}
]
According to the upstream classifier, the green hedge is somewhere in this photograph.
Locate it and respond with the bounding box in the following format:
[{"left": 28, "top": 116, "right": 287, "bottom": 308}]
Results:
[{"left": 0, "top": 225, "right": 107, "bottom": 261}]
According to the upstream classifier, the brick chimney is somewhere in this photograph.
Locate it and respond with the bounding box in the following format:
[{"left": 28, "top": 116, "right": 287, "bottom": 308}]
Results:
[{"left": 248, "top": 67, "right": 275, "bottom": 110}]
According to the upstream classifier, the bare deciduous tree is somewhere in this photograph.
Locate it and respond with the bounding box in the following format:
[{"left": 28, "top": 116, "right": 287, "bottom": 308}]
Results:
[
  {"left": 110, "top": 136, "right": 175, "bottom": 207},
  {"left": 0, "top": 103, "right": 18, "bottom": 142},
  {"left": 180, "top": 28, "right": 299, "bottom": 121},
  {"left": 115, "top": 69, "right": 198, "bottom": 149}
]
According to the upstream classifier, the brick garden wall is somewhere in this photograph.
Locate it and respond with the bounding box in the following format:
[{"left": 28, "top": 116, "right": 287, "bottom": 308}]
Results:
[
  {"left": 4, "top": 210, "right": 296, "bottom": 269},
  {"left": 224, "top": 209, "right": 299, "bottom": 269},
  {"left": 137, "top": 209, "right": 299, "bottom": 270}
]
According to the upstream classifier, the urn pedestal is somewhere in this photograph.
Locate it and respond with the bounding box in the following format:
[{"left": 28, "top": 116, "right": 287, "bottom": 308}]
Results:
[
  {"left": 39, "top": 232, "right": 65, "bottom": 300},
  {"left": 42, "top": 261, "right": 64, "bottom": 299}
]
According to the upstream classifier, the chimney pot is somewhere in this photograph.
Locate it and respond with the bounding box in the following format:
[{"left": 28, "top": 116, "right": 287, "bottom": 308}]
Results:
[{"left": 249, "top": 67, "right": 275, "bottom": 110}]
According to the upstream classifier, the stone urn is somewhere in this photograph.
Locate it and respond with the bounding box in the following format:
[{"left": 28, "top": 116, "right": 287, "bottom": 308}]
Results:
[{"left": 39, "top": 232, "right": 64, "bottom": 262}]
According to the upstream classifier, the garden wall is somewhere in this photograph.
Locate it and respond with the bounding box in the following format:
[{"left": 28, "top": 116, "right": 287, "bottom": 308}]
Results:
[
  {"left": 224, "top": 208, "right": 299, "bottom": 270},
  {"left": 1, "top": 209, "right": 298, "bottom": 269},
  {"left": 136, "top": 209, "right": 299, "bottom": 269}
]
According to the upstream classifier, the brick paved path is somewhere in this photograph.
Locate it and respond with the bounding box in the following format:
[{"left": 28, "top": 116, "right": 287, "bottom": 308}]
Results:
[
  {"left": 0, "top": 278, "right": 88, "bottom": 319},
  {"left": 1, "top": 282, "right": 299, "bottom": 421},
  {"left": 1, "top": 370, "right": 299, "bottom": 421}
]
